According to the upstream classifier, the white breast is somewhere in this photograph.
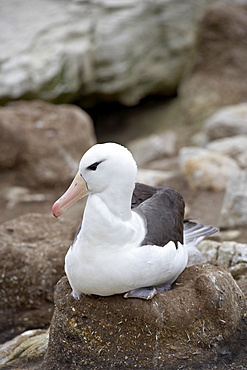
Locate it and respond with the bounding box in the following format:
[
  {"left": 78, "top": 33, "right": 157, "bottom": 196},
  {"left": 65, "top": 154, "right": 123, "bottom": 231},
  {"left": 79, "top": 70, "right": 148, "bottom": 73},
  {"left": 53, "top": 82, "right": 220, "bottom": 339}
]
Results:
[{"left": 64, "top": 193, "right": 188, "bottom": 297}]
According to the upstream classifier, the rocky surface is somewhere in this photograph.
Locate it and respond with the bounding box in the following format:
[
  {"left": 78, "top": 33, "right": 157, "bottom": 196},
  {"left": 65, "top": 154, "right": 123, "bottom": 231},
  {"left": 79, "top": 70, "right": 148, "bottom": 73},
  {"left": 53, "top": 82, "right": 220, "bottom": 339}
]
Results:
[
  {"left": 0, "top": 213, "right": 78, "bottom": 343},
  {"left": 1, "top": 238, "right": 247, "bottom": 369},
  {"left": 0, "top": 95, "right": 247, "bottom": 370},
  {"left": 127, "top": 131, "right": 177, "bottom": 166},
  {"left": 199, "top": 240, "right": 247, "bottom": 287},
  {"left": 179, "top": 4, "right": 247, "bottom": 122},
  {"left": 178, "top": 147, "right": 240, "bottom": 191},
  {"left": 0, "top": 100, "right": 96, "bottom": 188},
  {"left": 177, "top": 102, "right": 247, "bottom": 191},
  {"left": 219, "top": 170, "right": 247, "bottom": 228},
  {"left": 0, "top": 0, "right": 244, "bottom": 106},
  {"left": 203, "top": 103, "right": 247, "bottom": 141},
  {"left": 206, "top": 135, "right": 247, "bottom": 169},
  {"left": 126, "top": 131, "right": 180, "bottom": 186},
  {"left": 40, "top": 262, "right": 246, "bottom": 369},
  {"left": 136, "top": 167, "right": 180, "bottom": 188},
  {"left": 0, "top": 329, "right": 49, "bottom": 369}
]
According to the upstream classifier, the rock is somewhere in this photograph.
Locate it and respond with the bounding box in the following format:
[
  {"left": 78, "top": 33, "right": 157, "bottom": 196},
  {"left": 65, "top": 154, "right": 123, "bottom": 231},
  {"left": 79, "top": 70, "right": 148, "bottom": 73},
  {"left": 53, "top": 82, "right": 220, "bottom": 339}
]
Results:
[
  {"left": 0, "top": 100, "right": 96, "bottom": 187},
  {"left": 198, "top": 240, "right": 247, "bottom": 302},
  {"left": 0, "top": 0, "right": 243, "bottom": 105},
  {"left": 217, "top": 242, "right": 237, "bottom": 267},
  {"left": 206, "top": 135, "right": 247, "bottom": 169},
  {"left": 214, "top": 229, "right": 242, "bottom": 242},
  {"left": 0, "top": 213, "right": 78, "bottom": 343},
  {"left": 147, "top": 156, "right": 179, "bottom": 172},
  {"left": 198, "top": 240, "right": 247, "bottom": 281},
  {"left": 127, "top": 131, "right": 177, "bottom": 166},
  {"left": 190, "top": 131, "right": 208, "bottom": 147},
  {"left": 204, "top": 103, "right": 247, "bottom": 141},
  {"left": 135, "top": 155, "right": 181, "bottom": 189},
  {"left": 237, "top": 276, "right": 247, "bottom": 300},
  {"left": 41, "top": 262, "right": 246, "bottom": 369},
  {"left": 179, "top": 147, "right": 239, "bottom": 191},
  {"left": 230, "top": 263, "right": 247, "bottom": 280},
  {"left": 3, "top": 186, "right": 51, "bottom": 210},
  {"left": 0, "top": 329, "right": 49, "bottom": 368},
  {"left": 232, "top": 243, "right": 247, "bottom": 265},
  {"left": 197, "top": 240, "right": 220, "bottom": 261},
  {"left": 199, "top": 240, "right": 247, "bottom": 267},
  {"left": 219, "top": 170, "right": 247, "bottom": 228},
  {"left": 179, "top": 5, "right": 247, "bottom": 122},
  {"left": 137, "top": 168, "right": 179, "bottom": 187}
]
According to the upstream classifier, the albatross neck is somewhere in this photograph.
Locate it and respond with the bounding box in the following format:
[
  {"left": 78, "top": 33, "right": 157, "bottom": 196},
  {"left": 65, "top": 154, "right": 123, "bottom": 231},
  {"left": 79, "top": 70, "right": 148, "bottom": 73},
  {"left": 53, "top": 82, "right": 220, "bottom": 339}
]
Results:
[{"left": 88, "top": 185, "right": 133, "bottom": 221}]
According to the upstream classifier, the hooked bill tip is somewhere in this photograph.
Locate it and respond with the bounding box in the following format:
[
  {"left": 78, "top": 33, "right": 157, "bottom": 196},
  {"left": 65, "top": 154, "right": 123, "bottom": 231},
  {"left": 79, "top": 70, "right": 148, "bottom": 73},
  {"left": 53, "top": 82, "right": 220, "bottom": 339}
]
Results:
[{"left": 52, "top": 200, "right": 62, "bottom": 218}]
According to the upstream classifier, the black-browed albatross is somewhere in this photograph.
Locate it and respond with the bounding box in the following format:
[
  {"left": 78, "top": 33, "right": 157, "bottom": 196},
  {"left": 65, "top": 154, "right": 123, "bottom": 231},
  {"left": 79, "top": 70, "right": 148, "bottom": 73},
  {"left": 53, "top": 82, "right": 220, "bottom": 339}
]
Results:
[{"left": 52, "top": 142, "right": 218, "bottom": 300}]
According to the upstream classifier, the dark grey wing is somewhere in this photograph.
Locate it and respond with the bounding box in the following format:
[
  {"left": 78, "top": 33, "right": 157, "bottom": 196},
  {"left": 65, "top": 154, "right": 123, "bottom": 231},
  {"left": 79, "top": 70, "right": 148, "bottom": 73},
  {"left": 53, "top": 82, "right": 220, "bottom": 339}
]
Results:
[
  {"left": 133, "top": 185, "right": 185, "bottom": 248},
  {"left": 131, "top": 182, "right": 163, "bottom": 208}
]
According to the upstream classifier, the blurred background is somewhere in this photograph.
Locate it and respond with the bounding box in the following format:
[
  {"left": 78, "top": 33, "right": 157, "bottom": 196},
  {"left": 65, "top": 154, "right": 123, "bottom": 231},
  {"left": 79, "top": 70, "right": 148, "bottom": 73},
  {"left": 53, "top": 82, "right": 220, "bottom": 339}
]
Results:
[
  {"left": 1, "top": 0, "right": 247, "bottom": 226},
  {"left": 1, "top": 0, "right": 247, "bottom": 364}
]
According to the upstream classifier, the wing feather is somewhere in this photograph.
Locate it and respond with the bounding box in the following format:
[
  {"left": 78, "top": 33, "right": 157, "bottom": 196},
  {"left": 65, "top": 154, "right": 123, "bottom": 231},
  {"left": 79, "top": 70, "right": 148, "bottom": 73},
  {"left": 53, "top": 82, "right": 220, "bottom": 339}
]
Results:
[{"left": 132, "top": 183, "right": 185, "bottom": 247}]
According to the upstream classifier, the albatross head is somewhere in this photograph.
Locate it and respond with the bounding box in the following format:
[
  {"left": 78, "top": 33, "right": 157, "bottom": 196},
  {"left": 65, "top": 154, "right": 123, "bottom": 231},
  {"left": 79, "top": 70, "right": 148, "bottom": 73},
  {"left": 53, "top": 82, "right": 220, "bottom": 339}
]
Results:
[{"left": 52, "top": 142, "right": 137, "bottom": 218}]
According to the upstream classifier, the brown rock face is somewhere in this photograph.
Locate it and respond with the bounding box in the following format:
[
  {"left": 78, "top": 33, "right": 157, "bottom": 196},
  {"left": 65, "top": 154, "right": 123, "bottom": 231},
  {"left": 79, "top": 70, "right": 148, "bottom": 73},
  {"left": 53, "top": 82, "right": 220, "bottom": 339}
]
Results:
[
  {"left": 0, "top": 100, "right": 96, "bottom": 187},
  {"left": 0, "top": 213, "right": 78, "bottom": 343},
  {"left": 42, "top": 262, "right": 246, "bottom": 369}
]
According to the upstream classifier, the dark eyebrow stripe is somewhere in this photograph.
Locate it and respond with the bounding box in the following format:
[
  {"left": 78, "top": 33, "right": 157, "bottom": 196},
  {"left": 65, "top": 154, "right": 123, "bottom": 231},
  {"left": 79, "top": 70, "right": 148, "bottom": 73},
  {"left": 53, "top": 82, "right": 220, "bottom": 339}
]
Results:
[{"left": 86, "top": 160, "right": 105, "bottom": 171}]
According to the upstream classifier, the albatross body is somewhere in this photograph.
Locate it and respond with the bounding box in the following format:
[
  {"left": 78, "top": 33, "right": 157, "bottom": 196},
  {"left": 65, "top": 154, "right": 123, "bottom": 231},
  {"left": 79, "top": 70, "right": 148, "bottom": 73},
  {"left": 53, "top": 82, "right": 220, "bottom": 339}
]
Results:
[{"left": 52, "top": 143, "right": 218, "bottom": 300}]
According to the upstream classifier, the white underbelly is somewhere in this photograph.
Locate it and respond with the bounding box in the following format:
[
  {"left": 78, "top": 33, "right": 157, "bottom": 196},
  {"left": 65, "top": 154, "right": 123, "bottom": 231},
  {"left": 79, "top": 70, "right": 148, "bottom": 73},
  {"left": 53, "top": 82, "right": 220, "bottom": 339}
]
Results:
[{"left": 65, "top": 242, "right": 188, "bottom": 296}]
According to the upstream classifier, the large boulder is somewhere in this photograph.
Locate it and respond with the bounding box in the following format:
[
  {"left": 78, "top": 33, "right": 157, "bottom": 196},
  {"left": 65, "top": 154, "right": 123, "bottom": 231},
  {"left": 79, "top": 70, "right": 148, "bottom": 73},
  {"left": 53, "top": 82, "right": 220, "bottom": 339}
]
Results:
[
  {"left": 199, "top": 240, "right": 247, "bottom": 295},
  {"left": 0, "top": 329, "right": 49, "bottom": 369},
  {"left": 0, "top": 0, "right": 243, "bottom": 106},
  {"left": 204, "top": 103, "right": 247, "bottom": 141},
  {"left": 179, "top": 4, "right": 247, "bottom": 122},
  {"left": 179, "top": 147, "right": 240, "bottom": 191},
  {"left": 0, "top": 100, "right": 96, "bottom": 187},
  {"left": 41, "top": 262, "right": 246, "bottom": 369},
  {"left": 127, "top": 131, "right": 177, "bottom": 166},
  {"left": 206, "top": 135, "right": 247, "bottom": 169},
  {"left": 0, "top": 213, "right": 78, "bottom": 343},
  {"left": 219, "top": 170, "right": 247, "bottom": 228}
]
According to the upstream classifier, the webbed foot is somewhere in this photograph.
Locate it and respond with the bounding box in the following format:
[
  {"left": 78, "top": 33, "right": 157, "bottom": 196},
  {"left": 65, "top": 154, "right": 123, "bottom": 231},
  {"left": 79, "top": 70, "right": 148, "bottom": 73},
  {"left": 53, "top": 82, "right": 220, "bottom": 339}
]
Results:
[
  {"left": 72, "top": 291, "right": 82, "bottom": 300},
  {"left": 155, "top": 283, "right": 172, "bottom": 291},
  {"left": 124, "top": 286, "right": 157, "bottom": 300}
]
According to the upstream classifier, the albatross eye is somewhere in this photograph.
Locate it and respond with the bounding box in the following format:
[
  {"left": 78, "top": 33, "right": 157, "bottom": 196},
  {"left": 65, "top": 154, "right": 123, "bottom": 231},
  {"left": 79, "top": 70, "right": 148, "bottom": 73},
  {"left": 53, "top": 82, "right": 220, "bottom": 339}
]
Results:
[{"left": 87, "top": 161, "right": 101, "bottom": 171}]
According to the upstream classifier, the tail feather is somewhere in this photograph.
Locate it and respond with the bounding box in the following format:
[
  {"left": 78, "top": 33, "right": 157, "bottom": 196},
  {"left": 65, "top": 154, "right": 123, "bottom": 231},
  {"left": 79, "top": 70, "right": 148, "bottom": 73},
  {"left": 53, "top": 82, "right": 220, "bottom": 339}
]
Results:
[
  {"left": 183, "top": 220, "right": 218, "bottom": 266},
  {"left": 183, "top": 221, "right": 218, "bottom": 245}
]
